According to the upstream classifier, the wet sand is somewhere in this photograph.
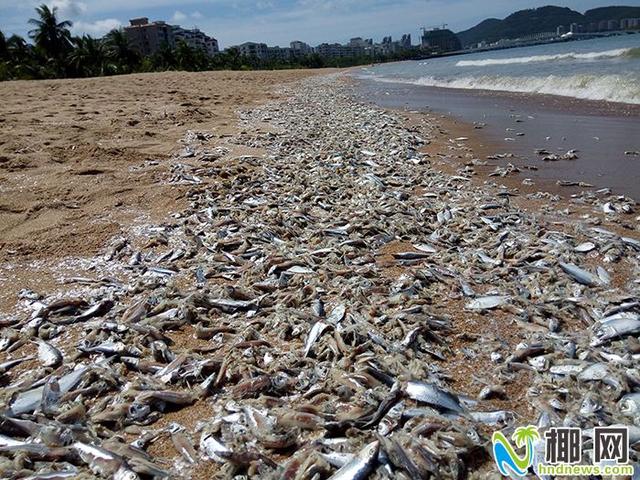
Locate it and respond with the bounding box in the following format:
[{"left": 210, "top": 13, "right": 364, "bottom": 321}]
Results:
[{"left": 356, "top": 79, "right": 640, "bottom": 200}]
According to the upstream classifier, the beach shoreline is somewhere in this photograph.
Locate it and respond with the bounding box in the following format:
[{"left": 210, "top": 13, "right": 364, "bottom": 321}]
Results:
[
  {"left": 355, "top": 76, "right": 640, "bottom": 200},
  {"left": 0, "top": 71, "right": 638, "bottom": 478}
]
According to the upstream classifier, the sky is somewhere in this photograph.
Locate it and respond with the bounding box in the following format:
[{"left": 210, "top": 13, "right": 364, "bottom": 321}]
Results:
[{"left": 1, "top": 0, "right": 637, "bottom": 48}]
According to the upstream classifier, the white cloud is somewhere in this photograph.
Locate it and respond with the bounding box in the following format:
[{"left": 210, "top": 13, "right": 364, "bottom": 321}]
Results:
[
  {"left": 49, "top": 0, "right": 87, "bottom": 17},
  {"left": 73, "top": 18, "right": 121, "bottom": 36},
  {"left": 172, "top": 10, "right": 186, "bottom": 22},
  {"left": 191, "top": 11, "right": 203, "bottom": 19}
]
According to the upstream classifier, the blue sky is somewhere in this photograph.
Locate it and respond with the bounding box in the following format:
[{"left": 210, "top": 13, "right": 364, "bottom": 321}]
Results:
[{"left": 1, "top": 0, "right": 637, "bottom": 48}]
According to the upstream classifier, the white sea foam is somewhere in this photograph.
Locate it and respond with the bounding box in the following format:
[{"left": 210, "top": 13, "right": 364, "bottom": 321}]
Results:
[
  {"left": 371, "top": 73, "right": 640, "bottom": 104},
  {"left": 455, "top": 47, "right": 638, "bottom": 67}
]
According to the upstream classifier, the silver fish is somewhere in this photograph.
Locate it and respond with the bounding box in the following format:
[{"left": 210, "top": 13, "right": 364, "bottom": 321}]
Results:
[
  {"left": 34, "top": 340, "right": 63, "bottom": 368},
  {"left": 327, "top": 441, "right": 379, "bottom": 480},
  {"left": 559, "top": 262, "right": 599, "bottom": 286},
  {"left": 465, "top": 296, "right": 509, "bottom": 310},
  {"left": 9, "top": 366, "right": 89, "bottom": 415},
  {"left": 304, "top": 321, "right": 330, "bottom": 357},
  {"left": 405, "top": 381, "right": 465, "bottom": 414}
]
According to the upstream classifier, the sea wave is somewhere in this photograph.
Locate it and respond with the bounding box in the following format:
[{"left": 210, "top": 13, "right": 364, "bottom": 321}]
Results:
[
  {"left": 456, "top": 47, "right": 640, "bottom": 67},
  {"left": 371, "top": 73, "right": 640, "bottom": 104}
]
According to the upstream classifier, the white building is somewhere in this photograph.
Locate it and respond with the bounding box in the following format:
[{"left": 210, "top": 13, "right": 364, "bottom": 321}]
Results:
[{"left": 172, "top": 26, "right": 219, "bottom": 56}]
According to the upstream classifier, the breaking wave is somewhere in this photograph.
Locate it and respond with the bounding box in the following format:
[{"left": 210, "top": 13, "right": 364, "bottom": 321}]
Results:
[
  {"left": 456, "top": 47, "right": 640, "bottom": 67},
  {"left": 372, "top": 73, "right": 640, "bottom": 104}
]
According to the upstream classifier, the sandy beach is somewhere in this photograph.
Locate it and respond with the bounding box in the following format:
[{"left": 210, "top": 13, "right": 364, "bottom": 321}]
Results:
[
  {"left": 0, "top": 70, "right": 327, "bottom": 312},
  {"left": 0, "top": 71, "right": 639, "bottom": 478}
]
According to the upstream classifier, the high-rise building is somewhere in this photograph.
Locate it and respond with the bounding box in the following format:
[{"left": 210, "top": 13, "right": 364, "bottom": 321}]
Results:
[
  {"left": 124, "top": 18, "right": 218, "bottom": 56},
  {"left": 400, "top": 34, "right": 412, "bottom": 48},
  {"left": 124, "top": 18, "right": 174, "bottom": 56}
]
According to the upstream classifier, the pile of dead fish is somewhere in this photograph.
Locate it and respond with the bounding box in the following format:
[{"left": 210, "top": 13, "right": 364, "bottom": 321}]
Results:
[{"left": 0, "top": 74, "right": 639, "bottom": 479}]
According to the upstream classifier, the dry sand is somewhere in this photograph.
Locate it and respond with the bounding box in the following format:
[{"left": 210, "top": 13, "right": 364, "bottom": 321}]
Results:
[{"left": 0, "top": 70, "right": 330, "bottom": 313}]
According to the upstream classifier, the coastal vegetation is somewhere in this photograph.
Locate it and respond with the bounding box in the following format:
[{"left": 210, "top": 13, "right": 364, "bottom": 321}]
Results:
[{"left": 0, "top": 4, "right": 418, "bottom": 81}]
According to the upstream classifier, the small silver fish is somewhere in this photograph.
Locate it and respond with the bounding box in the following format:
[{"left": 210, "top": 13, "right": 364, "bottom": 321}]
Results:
[{"left": 327, "top": 441, "right": 379, "bottom": 480}]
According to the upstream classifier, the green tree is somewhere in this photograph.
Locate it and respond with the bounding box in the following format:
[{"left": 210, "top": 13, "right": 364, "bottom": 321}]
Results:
[
  {"left": 175, "top": 40, "right": 197, "bottom": 71},
  {"left": 69, "top": 35, "right": 113, "bottom": 77},
  {"left": 0, "top": 30, "right": 7, "bottom": 61},
  {"left": 151, "top": 41, "right": 176, "bottom": 70},
  {"left": 28, "top": 5, "right": 73, "bottom": 56},
  {"left": 105, "top": 28, "right": 139, "bottom": 73}
]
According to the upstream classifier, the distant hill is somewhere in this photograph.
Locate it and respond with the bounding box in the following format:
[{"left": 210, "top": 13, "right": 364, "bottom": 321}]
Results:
[
  {"left": 457, "top": 5, "right": 640, "bottom": 47},
  {"left": 584, "top": 6, "right": 640, "bottom": 22}
]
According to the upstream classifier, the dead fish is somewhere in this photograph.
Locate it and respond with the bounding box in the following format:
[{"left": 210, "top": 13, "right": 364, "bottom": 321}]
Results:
[
  {"left": 619, "top": 392, "right": 640, "bottom": 416},
  {"left": 285, "top": 265, "right": 314, "bottom": 275},
  {"left": 465, "top": 296, "right": 509, "bottom": 310},
  {"left": 377, "top": 401, "right": 404, "bottom": 436},
  {"left": 200, "top": 434, "right": 232, "bottom": 463},
  {"left": 0, "top": 356, "right": 34, "bottom": 374},
  {"left": 470, "top": 410, "right": 514, "bottom": 425},
  {"left": 71, "top": 300, "right": 114, "bottom": 323},
  {"left": 574, "top": 242, "right": 596, "bottom": 253},
  {"left": 9, "top": 366, "right": 89, "bottom": 416},
  {"left": 304, "top": 321, "right": 330, "bottom": 357},
  {"left": 559, "top": 262, "right": 599, "bottom": 286},
  {"left": 393, "top": 252, "right": 431, "bottom": 260},
  {"left": 592, "top": 317, "right": 640, "bottom": 346},
  {"left": 327, "top": 441, "right": 379, "bottom": 480},
  {"left": 405, "top": 381, "right": 465, "bottom": 414},
  {"left": 73, "top": 442, "right": 124, "bottom": 477},
  {"left": 413, "top": 243, "right": 437, "bottom": 254},
  {"left": 326, "top": 304, "right": 346, "bottom": 324},
  {"left": 169, "top": 425, "right": 198, "bottom": 465},
  {"left": 34, "top": 340, "right": 63, "bottom": 368}
]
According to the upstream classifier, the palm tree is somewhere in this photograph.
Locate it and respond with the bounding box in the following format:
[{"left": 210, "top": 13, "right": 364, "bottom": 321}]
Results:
[
  {"left": 28, "top": 4, "right": 72, "bottom": 68},
  {"left": 151, "top": 41, "right": 176, "bottom": 70},
  {"left": 69, "top": 35, "right": 113, "bottom": 77},
  {"left": 105, "top": 28, "right": 139, "bottom": 73},
  {"left": 0, "top": 30, "right": 7, "bottom": 61},
  {"left": 176, "top": 40, "right": 197, "bottom": 71}
]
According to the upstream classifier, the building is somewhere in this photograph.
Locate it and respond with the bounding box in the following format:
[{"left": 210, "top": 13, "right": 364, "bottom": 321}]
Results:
[
  {"left": 236, "top": 42, "right": 269, "bottom": 59},
  {"left": 124, "top": 18, "right": 174, "bottom": 56},
  {"left": 421, "top": 28, "right": 461, "bottom": 53},
  {"left": 290, "top": 41, "right": 312, "bottom": 56},
  {"left": 556, "top": 25, "right": 566, "bottom": 36},
  {"left": 267, "top": 46, "right": 291, "bottom": 61},
  {"left": 124, "top": 17, "right": 219, "bottom": 57},
  {"left": 315, "top": 43, "right": 352, "bottom": 58},
  {"left": 172, "top": 26, "right": 219, "bottom": 56},
  {"left": 400, "top": 34, "right": 412, "bottom": 48},
  {"left": 569, "top": 23, "right": 579, "bottom": 34},
  {"left": 607, "top": 19, "right": 619, "bottom": 30}
]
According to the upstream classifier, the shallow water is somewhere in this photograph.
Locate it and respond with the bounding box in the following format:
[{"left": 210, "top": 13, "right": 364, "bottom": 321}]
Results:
[
  {"left": 357, "top": 35, "right": 640, "bottom": 104},
  {"left": 355, "top": 45, "right": 640, "bottom": 200}
]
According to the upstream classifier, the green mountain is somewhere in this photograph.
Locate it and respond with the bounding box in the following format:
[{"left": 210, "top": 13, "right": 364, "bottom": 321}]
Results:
[{"left": 457, "top": 5, "right": 640, "bottom": 47}]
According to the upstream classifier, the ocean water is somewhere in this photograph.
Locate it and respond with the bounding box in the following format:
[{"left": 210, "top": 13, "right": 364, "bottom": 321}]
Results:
[{"left": 357, "top": 35, "right": 640, "bottom": 104}]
